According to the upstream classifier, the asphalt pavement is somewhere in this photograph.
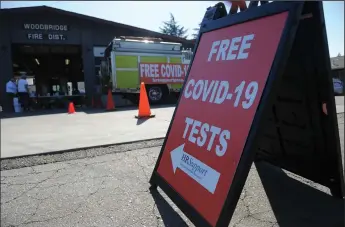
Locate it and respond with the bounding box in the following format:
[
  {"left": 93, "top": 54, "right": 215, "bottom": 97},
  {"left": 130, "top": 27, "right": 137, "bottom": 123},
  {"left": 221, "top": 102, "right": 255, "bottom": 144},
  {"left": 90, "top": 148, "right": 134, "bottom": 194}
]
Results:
[{"left": 1, "top": 114, "right": 344, "bottom": 227}]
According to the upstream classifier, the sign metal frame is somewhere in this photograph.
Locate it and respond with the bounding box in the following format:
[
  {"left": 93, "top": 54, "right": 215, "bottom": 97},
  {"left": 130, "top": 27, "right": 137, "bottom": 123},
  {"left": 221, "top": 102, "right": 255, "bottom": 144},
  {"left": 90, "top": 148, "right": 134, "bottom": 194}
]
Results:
[
  {"left": 253, "top": 1, "right": 345, "bottom": 199},
  {"left": 150, "top": 2, "right": 305, "bottom": 227}
]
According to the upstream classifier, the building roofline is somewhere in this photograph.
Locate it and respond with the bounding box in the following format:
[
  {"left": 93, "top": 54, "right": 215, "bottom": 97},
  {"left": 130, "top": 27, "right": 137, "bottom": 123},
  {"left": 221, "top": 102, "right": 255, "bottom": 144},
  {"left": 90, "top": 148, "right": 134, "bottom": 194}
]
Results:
[{"left": 0, "top": 5, "right": 195, "bottom": 44}]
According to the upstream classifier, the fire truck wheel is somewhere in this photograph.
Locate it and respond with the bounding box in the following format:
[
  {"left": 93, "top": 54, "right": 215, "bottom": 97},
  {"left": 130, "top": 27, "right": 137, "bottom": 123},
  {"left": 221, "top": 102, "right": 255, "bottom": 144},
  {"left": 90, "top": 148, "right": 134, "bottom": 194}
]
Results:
[{"left": 146, "top": 85, "right": 167, "bottom": 104}]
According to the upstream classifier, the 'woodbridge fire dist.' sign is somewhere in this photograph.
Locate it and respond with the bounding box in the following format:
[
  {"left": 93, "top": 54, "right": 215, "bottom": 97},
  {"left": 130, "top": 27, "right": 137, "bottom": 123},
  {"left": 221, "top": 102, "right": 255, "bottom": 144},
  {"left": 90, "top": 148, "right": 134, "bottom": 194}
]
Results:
[
  {"left": 23, "top": 23, "right": 69, "bottom": 31},
  {"left": 23, "top": 23, "right": 69, "bottom": 41},
  {"left": 139, "top": 63, "right": 189, "bottom": 84}
]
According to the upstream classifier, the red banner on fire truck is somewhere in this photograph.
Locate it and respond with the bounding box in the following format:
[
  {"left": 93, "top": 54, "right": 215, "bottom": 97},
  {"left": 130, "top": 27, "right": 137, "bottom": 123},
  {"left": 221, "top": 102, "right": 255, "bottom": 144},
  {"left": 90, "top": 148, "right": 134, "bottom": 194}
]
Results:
[{"left": 139, "top": 63, "right": 189, "bottom": 84}]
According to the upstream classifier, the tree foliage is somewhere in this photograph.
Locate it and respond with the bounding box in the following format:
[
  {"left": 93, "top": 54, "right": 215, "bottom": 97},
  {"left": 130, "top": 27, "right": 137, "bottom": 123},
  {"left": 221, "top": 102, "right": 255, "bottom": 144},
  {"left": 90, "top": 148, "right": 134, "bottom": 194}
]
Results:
[
  {"left": 160, "top": 13, "right": 188, "bottom": 39},
  {"left": 191, "top": 22, "right": 202, "bottom": 39}
]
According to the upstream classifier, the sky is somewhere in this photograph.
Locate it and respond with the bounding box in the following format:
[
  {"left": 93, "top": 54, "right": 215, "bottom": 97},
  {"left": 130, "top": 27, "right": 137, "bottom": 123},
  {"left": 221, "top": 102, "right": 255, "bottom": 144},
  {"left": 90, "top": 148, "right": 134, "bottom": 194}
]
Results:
[{"left": 1, "top": 1, "right": 343, "bottom": 57}]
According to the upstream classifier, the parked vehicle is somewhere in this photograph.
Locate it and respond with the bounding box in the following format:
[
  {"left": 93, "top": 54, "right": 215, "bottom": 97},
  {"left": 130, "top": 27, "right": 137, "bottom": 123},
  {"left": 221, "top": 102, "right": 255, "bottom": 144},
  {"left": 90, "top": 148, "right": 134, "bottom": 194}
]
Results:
[
  {"left": 333, "top": 78, "right": 344, "bottom": 95},
  {"left": 100, "top": 36, "right": 193, "bottom": 104}
]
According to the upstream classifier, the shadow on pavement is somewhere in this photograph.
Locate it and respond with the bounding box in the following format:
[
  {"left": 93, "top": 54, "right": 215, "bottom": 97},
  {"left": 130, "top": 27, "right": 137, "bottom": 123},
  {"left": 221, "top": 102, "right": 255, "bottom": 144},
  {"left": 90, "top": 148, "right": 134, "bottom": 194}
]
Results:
[
  {"left": 136, "top": 118, "right": 149, "bottom": 125},
  {"left": 83, "top": 104, "right": 175, "bottom": 115},
  {"left": 150, "top": 189, "right": 188, "bottom": 227},
  {"left": 0, "top": 92, "right": 178, "bottom": 119},
  {"left": 0, "top": 108, "right": 68, "bottom": 119},
  {"left": 0, "top": 104, "right": 177, "bottom": 119},
  {"left": 82, "top": 106, "right": 137, "bottom": 114},
  {"left": 255, "top": 161, "right": 344, "bottom": 227}
]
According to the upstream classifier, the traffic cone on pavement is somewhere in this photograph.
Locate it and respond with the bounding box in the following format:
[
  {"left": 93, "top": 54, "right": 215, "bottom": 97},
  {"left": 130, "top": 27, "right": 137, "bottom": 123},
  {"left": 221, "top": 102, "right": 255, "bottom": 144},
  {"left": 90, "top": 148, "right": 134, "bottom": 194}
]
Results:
[
  {"left": 135, "top": 82, "right": 155, "bottom": 119},
  {"left": 106, "top": 89, "right": 115, "bottom": 111},
  {"left": 68, "top": 102, "right": 76, "bottom": 114}
]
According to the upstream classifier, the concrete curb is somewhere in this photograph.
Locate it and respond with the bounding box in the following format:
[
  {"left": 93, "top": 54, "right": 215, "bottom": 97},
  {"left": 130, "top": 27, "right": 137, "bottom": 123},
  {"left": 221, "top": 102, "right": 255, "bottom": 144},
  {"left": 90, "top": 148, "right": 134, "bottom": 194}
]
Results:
[
  {"left": 1, "top": 137, "right": 165, "bottom": 161},
  {"left": 1, "top": 137, "right": 166, "bottom": 171}
]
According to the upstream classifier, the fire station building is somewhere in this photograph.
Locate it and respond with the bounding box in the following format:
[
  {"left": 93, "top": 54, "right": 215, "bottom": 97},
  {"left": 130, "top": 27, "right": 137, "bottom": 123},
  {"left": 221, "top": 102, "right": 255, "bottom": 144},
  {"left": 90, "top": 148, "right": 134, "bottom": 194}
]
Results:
[{"left": 0, "top": 6, "right": 195, "bottom": 111}]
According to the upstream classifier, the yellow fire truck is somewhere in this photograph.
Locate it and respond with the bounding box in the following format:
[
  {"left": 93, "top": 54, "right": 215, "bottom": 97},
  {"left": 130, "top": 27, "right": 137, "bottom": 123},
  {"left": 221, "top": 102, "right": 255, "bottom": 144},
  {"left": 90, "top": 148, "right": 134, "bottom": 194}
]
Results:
[{"left": 100, "top": 36, "right": 193, "bottom": 104}]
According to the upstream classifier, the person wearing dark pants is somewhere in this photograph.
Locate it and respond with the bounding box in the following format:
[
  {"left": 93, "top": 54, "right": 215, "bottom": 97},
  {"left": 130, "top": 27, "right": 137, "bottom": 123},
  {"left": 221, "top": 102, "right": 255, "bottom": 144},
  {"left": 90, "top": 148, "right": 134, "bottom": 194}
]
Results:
[
  {"left": 5, "top": 77, "right": 17, "bottom": 112},
  {"left": 17, "top": 75, "right": 30, "bottom": 111}
]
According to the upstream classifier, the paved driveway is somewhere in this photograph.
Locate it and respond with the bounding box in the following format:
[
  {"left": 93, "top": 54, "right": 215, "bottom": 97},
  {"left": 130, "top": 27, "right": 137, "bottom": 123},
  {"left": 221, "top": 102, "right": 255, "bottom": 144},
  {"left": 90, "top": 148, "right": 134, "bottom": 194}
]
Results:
[
  {"left": 1, "top": 106, "right": 174, "bottom": 158},
  {"left": 1, "top": 97, "right": 343, "bottom": 159}
]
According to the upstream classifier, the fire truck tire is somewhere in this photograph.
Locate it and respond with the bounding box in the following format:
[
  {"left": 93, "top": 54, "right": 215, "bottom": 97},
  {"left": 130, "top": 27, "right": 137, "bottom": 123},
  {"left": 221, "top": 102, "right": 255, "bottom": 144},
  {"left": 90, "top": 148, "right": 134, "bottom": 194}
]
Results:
[{"left": 146, "top": 85, "right": 168, "bottom": 104}]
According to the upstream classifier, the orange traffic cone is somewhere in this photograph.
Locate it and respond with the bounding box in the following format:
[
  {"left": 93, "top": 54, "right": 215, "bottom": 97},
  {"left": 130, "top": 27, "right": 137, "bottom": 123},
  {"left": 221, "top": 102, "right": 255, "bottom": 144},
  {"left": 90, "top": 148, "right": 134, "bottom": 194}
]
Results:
[
  {"left": 135, "top": 82, "right": 155, "bottom": 119},
  {"left": 68, "top": 102, "right": 76, "bottom": 114},
  {"left": 106, "top": 89, "right": 115, "bottom": 111}
]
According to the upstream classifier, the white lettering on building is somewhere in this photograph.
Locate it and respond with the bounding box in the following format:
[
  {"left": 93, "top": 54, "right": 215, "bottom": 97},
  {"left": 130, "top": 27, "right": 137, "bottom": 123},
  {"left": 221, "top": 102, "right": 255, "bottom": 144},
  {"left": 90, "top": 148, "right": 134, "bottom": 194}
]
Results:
[{"left": 23, "top": 24, "right": 69, "bottom": 31}]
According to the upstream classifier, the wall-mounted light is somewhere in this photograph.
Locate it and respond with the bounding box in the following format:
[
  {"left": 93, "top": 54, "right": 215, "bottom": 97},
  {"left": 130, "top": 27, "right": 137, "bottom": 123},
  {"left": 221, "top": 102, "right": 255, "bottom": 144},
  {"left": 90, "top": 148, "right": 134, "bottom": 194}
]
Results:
[
  {"left": 35, "top": 58, "right": 40, "bottom": 65},
  {"left": 65, "top": 58, "right": 70, "bottom": 65}
]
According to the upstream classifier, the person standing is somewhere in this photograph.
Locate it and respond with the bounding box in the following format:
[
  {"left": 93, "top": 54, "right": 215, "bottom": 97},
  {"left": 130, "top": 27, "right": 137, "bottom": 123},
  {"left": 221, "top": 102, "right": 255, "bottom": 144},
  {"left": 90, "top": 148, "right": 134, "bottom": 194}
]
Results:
[
  {"left": 17, "top": 75, "right": 30, "bottom": 111},
  {"left": 5, "top": 77, "right": 17, "bottom": 112}
]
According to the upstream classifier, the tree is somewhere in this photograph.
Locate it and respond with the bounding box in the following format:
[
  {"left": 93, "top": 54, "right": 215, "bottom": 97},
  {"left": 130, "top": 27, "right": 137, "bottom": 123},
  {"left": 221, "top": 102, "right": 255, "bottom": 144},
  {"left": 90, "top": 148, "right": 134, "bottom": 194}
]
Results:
[
  {"left": 160, "top": 13, "right": 188, "bottom": 39},
  {"left": 191, "top": 22, "right": 202, "bottom": 39}
]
